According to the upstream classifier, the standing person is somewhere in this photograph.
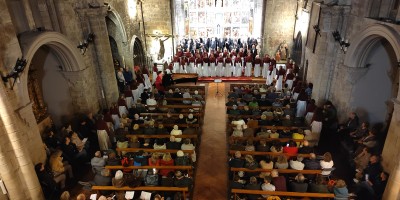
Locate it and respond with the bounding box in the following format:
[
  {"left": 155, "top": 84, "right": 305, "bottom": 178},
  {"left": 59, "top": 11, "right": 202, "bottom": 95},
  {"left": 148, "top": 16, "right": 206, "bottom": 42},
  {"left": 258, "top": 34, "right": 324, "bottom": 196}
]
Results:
[
  {"left": 262, "top": 54, "right": 270, "bottom": 78},
  {"left": 96, "top": 115, "right": 111, "bottom": 151},
  {"left": 285, "top": 69, "right": 295, "bottom": 89},
  {"left": 225, "top": 55, "right": 232, "bottom": 77},
  {"left": 172, "top": 55, "right": 180, "bottom": 73},
  {"left": 116, "top": 67, "right": 126, "bottom": 92},
  {"left": 253, "top": 55, "right": 262, "bottom": 77},
  {"left": 195, "top": 54, "right": 203, "bottom": 77},
  {"left": 154, "top": 71, "right": 165, "bottom": 94},
  {"left": 162, "top": 69, "right": 173, "bottom": 88},
  {"left": 309, "top": 107, "right": 323, "bottom": 147},
  {"left": 152, "top": 63, "right": 158, "bottom": 84},
  {"left": 216, "top": 53, "right": 224, "bottom": 77},
  {"left": 234, "top": 55, "right": 242, "bottom": 77},
  {"left": 202, "top": 53, "right": 209, "bottom": 77},
  {"left": 209, "top": 53, "right": 216, "bottom": 77},
  {"left": 245, "top": 54, "right": 253, "bottom": 77},
  {"left": 296, "top": 89, "right": 308, "bottom": 118},
  {"left": 275, "top": 65, "right": 285, "bottom": 91},
  {"left": 123, "top": 67, "right": 133, "bottom": 86}
]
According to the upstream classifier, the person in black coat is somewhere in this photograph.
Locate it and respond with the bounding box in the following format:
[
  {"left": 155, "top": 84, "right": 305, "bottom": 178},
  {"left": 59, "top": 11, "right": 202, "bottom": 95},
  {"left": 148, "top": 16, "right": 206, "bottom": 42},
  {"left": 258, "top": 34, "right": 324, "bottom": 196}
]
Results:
[
  {"left": 162, "top": 70, "right": 174, "bottom": 88},
  {"left": 35, "top": 163, "right": 60, "bottom": 199},
  {"left": 290, "top": 173, "right": 308, "bottom": 192}
]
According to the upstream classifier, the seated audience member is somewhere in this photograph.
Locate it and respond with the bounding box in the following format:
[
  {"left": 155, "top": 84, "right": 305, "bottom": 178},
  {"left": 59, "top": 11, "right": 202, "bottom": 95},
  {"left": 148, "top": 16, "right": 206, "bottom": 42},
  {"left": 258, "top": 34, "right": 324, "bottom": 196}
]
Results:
[
  {"left": 275, "top": 155, "right": 289, "bottom": 169},
  {"left": 156, "top": 124, "right": 169, "bottom": 135},
  {"left": 60, "top": 191, "right": 70, "bottom": 200},
  {"left": 354, "top": 147, "right": 371, "bottom": 172},
  {"left": 159, "top": 153, "right": 174, "bottom": 177},
  {"left": 91, "top": 151, "right": 105, "bottom": 174},
  {"left": 128, "top": 136, "right": 141, "bottom": 148},
  {"left": 282, "top": 115, "right": 293, "bottom": 126},
  {"left": 35, "top": 162, "right": 61, "bottom": 197},
  {"left": 290, "top": 155, "right": 305, "bottom": 170},
  {"left": 148, "top": 153, "right": 160, "bottom": 166},
  {"left": 231, "top": 125, "right": 244, "bottom": 137},
  {"left": 269, "top": 129, "right": 280, "bottom": 139},
  {"left": 62, "top": 136, "right": 87, "bottom": 163},
  {"left": 146, "top": 95, "right": 157, "bottom": 112},
  {"left": 182, "top": 89, "right": 192, "bottom": 105},
  {"left": 298, "top": 140, "right": 313, "bottom": 154},
  {"left": 333, "top": 179, "right": 349, "bottom": 199},
  {"left": 170, "top": 125, "right": 183, "bottom": 142},
  {"left": 354, "top": 129, "right": 378, "bottom": 155},
  {"left": 245, "top": 176, "right": 261, "bottom": 200},
  {"left": 270, "top": 141, "right": 283, "bottom": 153},
  {"left": 248, "top": 98, "right": 259, "bottom": 109},
  {"left": 354, "top": 155, "right": 382, "bottom": 184},
  {"left": 349, "top": 121, "right": 369, "bottom": 141},
  {"left": 112, "top": 170, "right": 125, "bottom": 188},
  {"left": 144, "top": 121, "right": 157, "bottom": 135},
  {"left": 354, "top": 171, "right": 388, "bottom": 199},
  {"left": 69, "top": 131, "right": 88, "bottom": 153},
  {"left": 133, "top": 150, "right": 148, "bottom": 166},
  {"left": 181, "top": 138, "right": 195, "bottom": 151},
  {"left": 279, "top": 128, "right": 292, "bottom": 138},
  {"left": 338, "top": 112, "right": 359, "bottom": 135},
  {"left": 261, "top": 176, "right": 276, "bottom": 198},
  {"left": 310, "top": 175, "right": 329, "bottom": 193},
  {"left": 106, "top": 151, "right": 120, "bottom": 166},
  {"left": 244, "top": 155, "right": 259, "bottom": 170},
  {"left": 259, "top": 158, "right": 274, "bottom": 178},
  {"left": 153, "top": 139, "right": 167, "bottom": 151},
  {"left": 230, "top": 176, "right": 244, "bottom": 190},
  {"left": 290, "top": 173, "right": 308, "bottom": 192},
  {"left": 256, "top": 139, "right": 270, "bottom": 152},
  {"left": 226, "top": 97, "right": 237, "bottom": 106},
  {"left": 186, "top": 113, "right": 198, "bottom": 124},
  {"left": 229, "top": 151, "right": 245, "bottom": 168},
  {"left": 49, "top": 150, "right": 74, "bottom": 181},
  {"left": 242, "top": 124, "right": 255, "bottom": 138},
  {"left": 320, "top": 152, "right": 334, "bottom": 175},
  {"left": 240, "top": 106, "right": 252, "bottom": 115},
  {"left": 304, "top": 153, "right": 321, "bottom": 170},
  {"left": 228, "top": 105, "right": 241, "bottom": 115},
  {"left": 252, "top": 106, "right": 262, "bottom": 116},
  {"left": 271, "top": 169, "right": 287, "bottom": 191},
  {"left": 175, "top": 150, "right": 190, "bottom": 166},
  {"left": 116, "top": 137, "right": 129, "bottom": 155},
  {"left": 175, "top": 114, "right": 186, "bottom": 124},
  {"left": 166, "top": 136, "right": 181, "bottom": 150},
  {"left": 258, "top": 114, "right": 271, "bottom": 126},
  {"left": 283, "top": 140, "right": 298, "bottom": 154},
  {"left": 192, "top": 90, "right": 203, "bottom": 100},
  {"left": 174, "top": 170, "right": 193, "bottom": 187},
  {"left": 245, "top": 139, "right": 255, "bottom": 151}
]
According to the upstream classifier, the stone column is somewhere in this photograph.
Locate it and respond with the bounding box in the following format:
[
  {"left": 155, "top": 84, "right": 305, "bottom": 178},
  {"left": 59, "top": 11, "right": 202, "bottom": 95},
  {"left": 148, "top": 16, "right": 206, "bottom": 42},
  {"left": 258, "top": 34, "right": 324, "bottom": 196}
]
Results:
[
  {"left": 76, "top": 7, "right": 119, "bottom": 107},
  {"left": 383, "top": 156, "right": 400, "bottom": 199},
  {"left": 0, "top": 84, "right": 44, "bottom": 199}
]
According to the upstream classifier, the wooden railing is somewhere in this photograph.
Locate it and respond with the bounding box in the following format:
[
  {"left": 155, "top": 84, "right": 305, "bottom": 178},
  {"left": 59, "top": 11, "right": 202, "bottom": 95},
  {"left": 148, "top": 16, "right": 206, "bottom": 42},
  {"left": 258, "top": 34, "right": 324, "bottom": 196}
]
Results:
[
  {"left": 230, "top": 168, "right": 322, "bottom": 174},
  {"left": 231, "top": 189, "right": 334, "bottom": 199},
  {"left": 91, "top": 186, "right": 189, "bottom": 199},
  {"left": 228, "top": 150, "right": 311, "bottom": 158}
]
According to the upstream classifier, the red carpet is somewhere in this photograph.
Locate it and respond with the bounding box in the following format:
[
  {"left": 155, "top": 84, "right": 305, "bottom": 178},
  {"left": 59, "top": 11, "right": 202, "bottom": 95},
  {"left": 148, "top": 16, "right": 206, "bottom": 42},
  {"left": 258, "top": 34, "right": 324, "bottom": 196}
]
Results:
[{"left": 198, "top": 76, "right": 266, "bottom": 82}]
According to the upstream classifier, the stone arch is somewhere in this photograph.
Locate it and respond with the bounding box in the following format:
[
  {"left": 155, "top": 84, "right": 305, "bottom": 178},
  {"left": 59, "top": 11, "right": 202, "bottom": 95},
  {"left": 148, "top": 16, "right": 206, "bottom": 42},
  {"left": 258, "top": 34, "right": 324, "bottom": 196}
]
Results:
[
  {"left": 106, "top": 8, "right": 128, "bottom": 44},
  {"left": 18, "top": 31, "right": 86, "bottom": 106},
  {"left": 344, "top": 24, "right": 400, "bottom": 69},
  {"left": 129, "top": 35, "right": 146, "bottom": 68}
]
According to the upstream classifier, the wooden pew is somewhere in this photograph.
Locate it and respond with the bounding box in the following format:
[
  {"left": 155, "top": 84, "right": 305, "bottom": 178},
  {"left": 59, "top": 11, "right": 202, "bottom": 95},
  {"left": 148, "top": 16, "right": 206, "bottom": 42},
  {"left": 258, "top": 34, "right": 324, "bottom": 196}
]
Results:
[
  {"left": 126, "top": 134, "right": 199, "bottom": 140},
  {"left": 230, "top": 168, "right": 322, "bottom": 175},
  {"left": 138, "top": 123, "right": 200, "bottom": 128},
  {"left": 227, "top": 124, "right": 307, "bottom": 130},
  {"left": 228, "top": 150, "right": 311, "bottom": 158},
  {"left": 231, "top": 189, "right": 335, "bottom": 199},
  {"left": 116, "top": 148, "right": 195, "bottom": 156},
  {"left": 229, "top": 136, "right": 305, "bottom": 143},
  {"left": 91, "top": 186, "right": 189, "bottom": 199},
  {"left": 105, "top": 165, "right": 194, "bottom": 176},
  {"left": 140, "top": 113, "right": 203, "bottom": 117},
  {"left": 226, "top": 105, "right": 280, "bottom": 110}
]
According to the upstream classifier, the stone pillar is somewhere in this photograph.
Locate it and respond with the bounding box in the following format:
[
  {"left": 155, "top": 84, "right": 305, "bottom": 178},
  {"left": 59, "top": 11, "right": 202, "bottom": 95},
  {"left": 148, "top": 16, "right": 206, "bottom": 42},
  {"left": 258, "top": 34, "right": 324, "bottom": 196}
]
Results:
[
  {"left": 76, "top": 7, "right": 119, "bottom": 107},
  {"left": 383, "top": 156, "right": 400, "bottom": 199},
  {"left": 0, "top": 84, "right": 44, "bottom": 199}
]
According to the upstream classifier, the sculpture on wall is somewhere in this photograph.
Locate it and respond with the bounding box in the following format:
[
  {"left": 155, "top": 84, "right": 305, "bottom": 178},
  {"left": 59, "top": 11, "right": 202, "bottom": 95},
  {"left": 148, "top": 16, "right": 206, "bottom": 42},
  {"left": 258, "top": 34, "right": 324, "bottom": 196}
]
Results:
[
  {"left": 279, "top": 40, "right": 289, "bottom": 60},
  {"left": 28, "top": 69, "right": 48, "bottom": 123}
]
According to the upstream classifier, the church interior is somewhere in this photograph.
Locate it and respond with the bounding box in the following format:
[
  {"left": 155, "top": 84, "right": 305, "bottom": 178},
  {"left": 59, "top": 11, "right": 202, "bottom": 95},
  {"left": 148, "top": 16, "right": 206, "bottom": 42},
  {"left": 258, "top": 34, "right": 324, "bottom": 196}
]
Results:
[{"left": 0, "top": 0, "right": 399, "bottom": 199}]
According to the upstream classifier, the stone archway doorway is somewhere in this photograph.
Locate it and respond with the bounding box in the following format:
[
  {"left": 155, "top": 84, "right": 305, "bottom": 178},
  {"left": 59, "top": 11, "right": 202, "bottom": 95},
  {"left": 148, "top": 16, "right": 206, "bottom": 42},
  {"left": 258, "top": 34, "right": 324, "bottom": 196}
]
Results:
[{"left": 132, "top": 37, "right": 146, "bottom": 68}]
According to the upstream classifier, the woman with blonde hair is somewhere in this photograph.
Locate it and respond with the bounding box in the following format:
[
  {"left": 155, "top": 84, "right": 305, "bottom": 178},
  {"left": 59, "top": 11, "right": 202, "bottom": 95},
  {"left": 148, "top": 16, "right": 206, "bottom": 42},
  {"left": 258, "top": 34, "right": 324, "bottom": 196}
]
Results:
[
  {"left": 49, "top": 150, "right": 73, "bottom": 181},
  {"left": 275, "top": 155, "right": 289, "bottom": 169},
  {"left": 333, "top": 179, "right": 349, "bottom": 199},
  {"left": 148, "top": 153, "right": 160, "bottom": 167},
  {"left": 159, "top": 153, "right": 174, "bottom": 177}
]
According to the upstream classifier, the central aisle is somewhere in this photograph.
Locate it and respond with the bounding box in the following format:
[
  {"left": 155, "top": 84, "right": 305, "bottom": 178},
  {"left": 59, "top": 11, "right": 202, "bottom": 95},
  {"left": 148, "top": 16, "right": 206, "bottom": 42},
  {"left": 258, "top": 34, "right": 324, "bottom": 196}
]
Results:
[{"left": 193, "top": 82, "right": 228, "bottom": 199}]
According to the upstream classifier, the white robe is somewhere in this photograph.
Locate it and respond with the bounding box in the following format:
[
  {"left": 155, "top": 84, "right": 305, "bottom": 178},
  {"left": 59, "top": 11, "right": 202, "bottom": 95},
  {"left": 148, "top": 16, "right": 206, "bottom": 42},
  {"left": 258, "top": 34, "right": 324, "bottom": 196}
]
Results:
[
  {"left": 196, "top": 63, "right": 202, "bottom": 77},
  {"left": 111, "top": 114, "right": 120, "bottom": 130},
  {"left": 97, "top": 130, "right": 110, "bottom": 151},
  {"left": 125, "top": 97, "right": 133, "bottom": 109},
  {"left": 132, "top": 89, "right": 140, "bottom": 105},
  {"left": 235, "top": 63, "right": 242, "bottom": 77},
  {"left": 245, "top": 62, "right": 252, "bottom": 77},
  {"left": 275, "top": 75, "right": 283, "bottom": 91},
  {"left": 210, "top": 62, "right": 216, "bottom": 77},
  {"left": 187, "top": 62, "right": 194, "bottom": 73},
  {"left": 143, "top": 74, "right": 152, "bottom": 90},
  {"left": 296, "top": 100, "right": 307, "bottom": 117},
  {"left": 173, "top": 62, "right": 179, "bottom": 73},
  {"left": 203, "top": 63, "right": 209, "bottom": 77},
  {"left": 266, "top": 70, "right": 274, "bottom": 85},
  {"left": 137, "top": 83, "right": 144, "bottom": 98},
  {"left": 179, "top": 64, "right": 187, "bottom": 73},
  {"left": 286, "top": 79, "right": 294, "bottom": 89},
  {"left": 254, "top": 64, "right": 261, "bottom": 77},
  {"left": 225, "top": 63, "right": 232, "bottom": 77},
  {"left": 262, "top": 63, "right": 269, "bottom": 78},
  {"left": 216, "top": 62, "right": 223, "bottom": 77}
]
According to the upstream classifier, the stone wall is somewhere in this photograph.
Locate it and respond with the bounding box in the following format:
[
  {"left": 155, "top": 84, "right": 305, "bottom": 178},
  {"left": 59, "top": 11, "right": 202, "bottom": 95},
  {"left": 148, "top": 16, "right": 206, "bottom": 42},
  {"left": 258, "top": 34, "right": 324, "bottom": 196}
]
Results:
[{"left": 262, "top": 0, "right": 298, "bottom": 56}]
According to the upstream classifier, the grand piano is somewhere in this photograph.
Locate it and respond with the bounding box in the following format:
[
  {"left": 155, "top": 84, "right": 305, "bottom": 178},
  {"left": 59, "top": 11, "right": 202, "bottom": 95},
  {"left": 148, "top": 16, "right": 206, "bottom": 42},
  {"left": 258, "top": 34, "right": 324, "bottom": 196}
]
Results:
[{"left": 171, "top": 73, "right": 199, "bottom": 85}]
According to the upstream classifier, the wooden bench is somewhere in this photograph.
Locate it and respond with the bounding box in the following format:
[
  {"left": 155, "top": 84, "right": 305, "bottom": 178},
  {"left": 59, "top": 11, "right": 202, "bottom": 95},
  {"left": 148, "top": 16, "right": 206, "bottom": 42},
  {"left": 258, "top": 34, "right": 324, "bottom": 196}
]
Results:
[
  {"left": 126, "top": 134, "right": 199, "bottom": 141},
  {"left": 231, "top": 189, "right": 335, "bottom": 199},
  {"left": 230, "top": 168, "right": 322, "bottom": 175},
  {"left": 91, "top": 186, "right": 189, "bottom": 199},
  {"left": 138, "top": 123, "right": 200, "bottom": 128},
  {"left": 226, "top": 106, "right": 280, "bottom": 110},
  {"left": 228, "top": 150, "right": 311, "bottom": 158},
  {"left": 229, "top": 136, "right": 305, "bottom": 143},
  {"left": 105, "top": 165, "right": 194, "bottom": 175},
  {"left": 227, "top": 124, "right": 307, "bottom": 130},
  {"left": 116, "top": 148, "right": 195, "bottom": 156}
]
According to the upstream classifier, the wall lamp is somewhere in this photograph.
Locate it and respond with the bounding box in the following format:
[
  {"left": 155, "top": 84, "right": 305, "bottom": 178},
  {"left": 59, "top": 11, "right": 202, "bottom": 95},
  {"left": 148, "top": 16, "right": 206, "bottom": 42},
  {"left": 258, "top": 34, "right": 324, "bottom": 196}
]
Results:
[
  {"left": 332, "top": 30, "right": 350, "bottom": 53},
  {"left": 1, "top": 58, "right": 27, "bottom": 90},
  {"left": 313, "top": 25, "right": 321, "bottom": 37},
  {"left": 77, "top": 33, "right": 95, "bottom": 55}
]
